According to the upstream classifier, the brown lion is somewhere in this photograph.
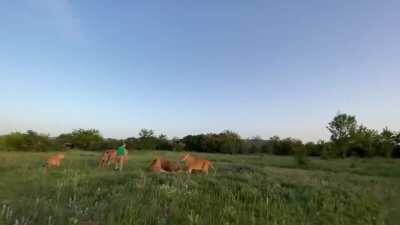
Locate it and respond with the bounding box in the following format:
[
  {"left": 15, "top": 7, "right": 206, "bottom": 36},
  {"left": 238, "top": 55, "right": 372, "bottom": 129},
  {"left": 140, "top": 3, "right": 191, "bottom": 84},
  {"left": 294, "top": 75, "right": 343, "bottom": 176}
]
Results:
[
  {"left": 99, "top": 149, "right": 128, "bottom": 168},
  {"left": 180, "top": 153, "right": 213, "bottom": 174},
  {"left": 149, "top": 157, "right": 181, "bottom": 173},
  {"left": 44, "top": 152, "right": 65, "bottom": 172}
]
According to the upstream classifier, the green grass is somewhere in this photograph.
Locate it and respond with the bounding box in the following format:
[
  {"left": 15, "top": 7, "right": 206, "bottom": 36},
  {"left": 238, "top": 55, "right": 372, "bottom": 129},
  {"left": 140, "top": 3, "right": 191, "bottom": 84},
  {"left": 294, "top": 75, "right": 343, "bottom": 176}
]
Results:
[{"left": 0, "top": 150, "right": 399, "bottom": 225}]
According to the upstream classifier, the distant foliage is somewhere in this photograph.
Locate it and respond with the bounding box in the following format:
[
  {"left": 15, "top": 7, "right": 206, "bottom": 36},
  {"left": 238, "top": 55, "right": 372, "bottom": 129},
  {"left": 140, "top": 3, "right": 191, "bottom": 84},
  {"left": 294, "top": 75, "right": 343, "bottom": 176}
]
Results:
[
  {"left": 182, "top": 131, "right": 245, "bottom": 154},
  {"left": 327, "top": 113, "right": 357, "bottom": 157},
  {"left": 126, "top": 129, "right": 174, "bottom": 150},
  {"left": 0, "top": 130, "right": 52, "bottom": 152},
  {"left": 293, "top": 145, "right": 309, "bottom": 166},
  {"left": 321, "top": 142, "right": 337, "bottom": 159},
  {"left": 347, "top": 125, "right": 379, "bottom": 157},
  {"left": 172, "top": 138, "right": 186, "bottom": 152},
  {"left": 273, "top": 137, "right": 303, "bottom": 155},
  {"left": 324, "top": 113, "right": 400, "bottom": 159},
  {"left": 1, "top": 112, "right": 399, "bottom": 157},
  {"left": 304, "top": 141, "right": 325, "bottom": 156},
  {"left": 56, "top": 129, "right": 104, "bottom": 151},
  {"left": 327, "top": 113, "right": 357, "bottom": 142}
]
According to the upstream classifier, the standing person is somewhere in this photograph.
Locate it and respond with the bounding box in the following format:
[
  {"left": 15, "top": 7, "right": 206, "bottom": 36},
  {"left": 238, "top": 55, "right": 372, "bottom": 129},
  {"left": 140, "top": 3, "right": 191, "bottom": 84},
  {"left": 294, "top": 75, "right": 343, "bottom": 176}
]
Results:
[{"left": 115, "top": 143, "right": 127, "bottom": 171}]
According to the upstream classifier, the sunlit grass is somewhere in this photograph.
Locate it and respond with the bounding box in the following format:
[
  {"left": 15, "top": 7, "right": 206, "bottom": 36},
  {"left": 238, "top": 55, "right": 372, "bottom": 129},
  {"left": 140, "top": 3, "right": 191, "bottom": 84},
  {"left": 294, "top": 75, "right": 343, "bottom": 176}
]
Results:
[{"left": 1, "top": 150, "right": 399, "bottom": 225}]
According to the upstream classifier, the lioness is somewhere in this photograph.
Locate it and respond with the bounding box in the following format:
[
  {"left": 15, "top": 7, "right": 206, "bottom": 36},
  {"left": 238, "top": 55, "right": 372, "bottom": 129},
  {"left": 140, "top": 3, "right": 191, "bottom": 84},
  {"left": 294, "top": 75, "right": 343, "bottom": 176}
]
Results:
[
  {"left": 99, "top": 149, "right": 128, "bottom": 168},
  {"left": 44, "top": 152, "right": 65, "bottom": 172},
  {"left": 180, "top": 153, "right": 213, "bottom": 174}
]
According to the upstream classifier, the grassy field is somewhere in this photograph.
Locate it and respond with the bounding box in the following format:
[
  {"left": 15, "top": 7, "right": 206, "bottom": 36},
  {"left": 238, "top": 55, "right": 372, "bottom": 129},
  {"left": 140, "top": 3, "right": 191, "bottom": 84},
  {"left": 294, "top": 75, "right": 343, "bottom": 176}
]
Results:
[{"left": 0, "top": 150, "right": 399, "bottom": 225}]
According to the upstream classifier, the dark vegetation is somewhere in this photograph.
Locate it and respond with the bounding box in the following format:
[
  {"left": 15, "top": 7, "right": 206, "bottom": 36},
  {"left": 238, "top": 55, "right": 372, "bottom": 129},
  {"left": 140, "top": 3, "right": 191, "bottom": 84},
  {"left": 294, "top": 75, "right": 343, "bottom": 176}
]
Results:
[{"left": 1, "top": 113, "right": 400, "bottom": 159}]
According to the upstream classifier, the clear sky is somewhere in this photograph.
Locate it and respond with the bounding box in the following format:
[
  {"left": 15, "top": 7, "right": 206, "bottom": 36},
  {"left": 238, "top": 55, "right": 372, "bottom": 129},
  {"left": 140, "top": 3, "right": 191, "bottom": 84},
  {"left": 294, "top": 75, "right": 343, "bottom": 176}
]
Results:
[{"left": 1, "top": 0, "right": 399, "bottom": 141}]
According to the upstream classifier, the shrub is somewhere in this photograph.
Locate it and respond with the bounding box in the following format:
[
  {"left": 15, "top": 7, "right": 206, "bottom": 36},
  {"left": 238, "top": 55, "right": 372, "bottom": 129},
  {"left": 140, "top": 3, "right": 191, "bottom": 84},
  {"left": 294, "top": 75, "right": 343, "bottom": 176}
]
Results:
[
  {"left": 55, "top": 129, "right": 104, "bottom": 151},
  {"left": 261, "top": 143, "right": 273, "bottom": 154},
  {"left": 305, "top": 141, "right": 324, "bottom": 156},
  {"left": 181, "top": 131, "right": 243, "bottom": 154},
  {"left": 393, "top": 145, "right": 400, "bottom": 158},
  {"left": 321, "top": 142, "right": 338, "bottom": 160},
  {"left": 0, "top": 130, "right": 52, "bottom": 152},
  {"left": 272, "top": 138, "right": 303, "bottom": 155},
  {"left": 173, "top": 142, "right": 186, "bottom": 152},
  {"left": 293, "top": 146, "right": 309, "bottom": 167}
]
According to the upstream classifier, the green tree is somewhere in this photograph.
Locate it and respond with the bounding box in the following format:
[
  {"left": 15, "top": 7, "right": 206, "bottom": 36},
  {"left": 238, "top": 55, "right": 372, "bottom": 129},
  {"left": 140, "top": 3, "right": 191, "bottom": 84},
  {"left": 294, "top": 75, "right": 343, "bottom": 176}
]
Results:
[
  {"left": 321, "top": 142, "right": 337, "bottom": 159},
  {"left": 305, "top": 140, "right": 325, "bottom": 156},
  {"left": 348, "top": 126, "right": 379, "bottom": 157},
  {"left": 246, "top": 136, "right": 266, "bottom": 153},
  {"left": 57, "top": 129, "right": 103, "bottom": 151},
  {"left": 135, "top": 129, "right": 159, "bottom": 150},
  {"left": 269, "top": 136, "right": 281, "bottom": 154},
  {"left": 376, "top": 127, "right": 396, "bottom": 158},
  {"left": 171, "top": 138, "right": 186, "bottom": 151},
  {"left": 1, "top": 130, "right": 52, "bottom": 152},
  {"left": 327, "top": 113, "right": 358, "bottom": 157},
  {"left": 139, "top": 129, "right": 155, "bottom": 138},
  {"left": 219, "top": 130, "right": 242, "bottom": 154},
  {"left": 393, "top": 132, "right": 400, "bottom": 158}
]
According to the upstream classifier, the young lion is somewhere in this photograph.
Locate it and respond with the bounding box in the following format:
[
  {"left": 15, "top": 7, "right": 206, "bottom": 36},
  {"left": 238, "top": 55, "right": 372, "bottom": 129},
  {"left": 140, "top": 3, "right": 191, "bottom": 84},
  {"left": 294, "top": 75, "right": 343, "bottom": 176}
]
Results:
[
  {"left": 44, "top": 152, "right": 65, "bottom": 172},
  {"left": 99, "top": 149, "right": 128, "bottom": 168},
  {"left": 180, "top": 153, "right": 213, "bottom": 174},
  {"left": 99, "top": 149, "right": 116, "bottom": 168}
]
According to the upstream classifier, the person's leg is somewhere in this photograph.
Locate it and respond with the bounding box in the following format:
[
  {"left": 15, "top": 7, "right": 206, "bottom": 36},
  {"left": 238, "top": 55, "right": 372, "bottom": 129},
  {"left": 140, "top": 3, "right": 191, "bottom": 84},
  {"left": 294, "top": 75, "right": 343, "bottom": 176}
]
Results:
[
  {"left": 114, "top": 157, "right": 120, "bottom": 170},
  {"left": 119, "top": 157, "right": 124, "bottom": 171}
]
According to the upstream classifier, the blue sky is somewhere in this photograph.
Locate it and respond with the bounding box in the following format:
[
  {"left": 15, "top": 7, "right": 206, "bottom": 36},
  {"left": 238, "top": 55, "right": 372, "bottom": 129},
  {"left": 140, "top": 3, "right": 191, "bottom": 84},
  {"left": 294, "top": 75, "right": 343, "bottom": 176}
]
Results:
[{"left": 1, "top": 0, "right": 399, "bottom": 141}]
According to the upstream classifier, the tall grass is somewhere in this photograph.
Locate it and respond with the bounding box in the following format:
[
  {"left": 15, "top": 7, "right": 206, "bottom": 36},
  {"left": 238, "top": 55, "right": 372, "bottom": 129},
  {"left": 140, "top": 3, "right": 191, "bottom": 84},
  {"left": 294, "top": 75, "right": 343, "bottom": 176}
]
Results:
[{"left": 1, "top": 150, "right": 399, "bottom": 225}]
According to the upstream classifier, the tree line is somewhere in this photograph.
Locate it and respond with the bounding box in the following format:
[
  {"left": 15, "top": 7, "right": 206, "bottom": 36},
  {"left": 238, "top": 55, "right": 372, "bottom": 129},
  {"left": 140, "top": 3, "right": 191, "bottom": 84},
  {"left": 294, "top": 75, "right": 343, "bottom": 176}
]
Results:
[{"left": 0, "top": 113, "right": 399, "bottom": 158}]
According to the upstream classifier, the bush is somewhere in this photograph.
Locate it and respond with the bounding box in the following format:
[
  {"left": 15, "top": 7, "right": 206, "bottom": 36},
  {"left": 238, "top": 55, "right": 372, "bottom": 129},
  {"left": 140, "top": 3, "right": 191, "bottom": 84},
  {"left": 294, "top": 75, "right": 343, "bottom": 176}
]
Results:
[
  {"left": 261, "top": 142, "right": 273, "bottom": 154},
  {"left": 393, "top": 145, "right": 400, "bottom": 158},
  {"left": 238, "top": 141, "right": 252, "bottom": 154},
  {"left": 181, "top": 131, "right": 243, "bottom": 154},
  {"left": 56, "top": 129, "right": 104, "bottom": 151},
  {"left": 245, "top": 137, "right": 267, "bottom": 154},
  {"left": 305, "top": 141, "right": 324, "bottom": 156},
  {"left": 0, "top": 130, "right": 52, "bottom": 152},
  {"left": 293, "top": 146, "right": 309, "bottom": 167},
  {"left": 125, "top": 132, "right": 174, "bottom": 150},
  {"left": 173, "top": 142, "right": 186, "bottom": 151},
  {"left": 272, "top": 138, "right": 303, "bottom": 155},
  {"left": 321, "top": 142, "right": 338, "bottom": 160}
]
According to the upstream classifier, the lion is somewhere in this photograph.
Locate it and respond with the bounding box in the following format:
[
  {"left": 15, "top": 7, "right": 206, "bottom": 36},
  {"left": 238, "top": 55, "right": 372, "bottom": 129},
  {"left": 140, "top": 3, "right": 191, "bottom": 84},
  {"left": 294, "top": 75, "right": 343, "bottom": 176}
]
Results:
[
  {"left": 149, "top": 157, "right": 181, "bottom": 173},
  {"left": 44, "top": 152, "right": 65, "bottom": 172},
  {"left": 99, "top": 149, "right": 128, "bottom": 168},
  {"left": 180, "top": 153, "right": 213, "bottom": 174}
]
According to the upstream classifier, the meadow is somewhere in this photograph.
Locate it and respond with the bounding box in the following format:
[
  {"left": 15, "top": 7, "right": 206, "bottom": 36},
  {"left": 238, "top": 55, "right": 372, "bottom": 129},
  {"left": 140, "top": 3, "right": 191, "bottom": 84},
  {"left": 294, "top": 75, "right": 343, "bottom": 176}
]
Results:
[{"left": 0, "top": 150, "right": 399, "bottom": 225}]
